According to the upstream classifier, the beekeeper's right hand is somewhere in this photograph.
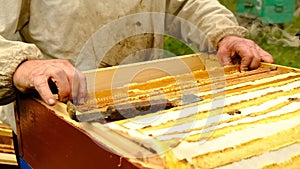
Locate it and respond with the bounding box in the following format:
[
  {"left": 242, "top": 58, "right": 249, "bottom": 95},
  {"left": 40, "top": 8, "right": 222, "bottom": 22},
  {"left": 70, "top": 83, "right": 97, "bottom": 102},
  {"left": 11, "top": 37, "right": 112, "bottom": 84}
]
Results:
[{"left": 13, "top": 59, "right": 87, "bottom": 106}]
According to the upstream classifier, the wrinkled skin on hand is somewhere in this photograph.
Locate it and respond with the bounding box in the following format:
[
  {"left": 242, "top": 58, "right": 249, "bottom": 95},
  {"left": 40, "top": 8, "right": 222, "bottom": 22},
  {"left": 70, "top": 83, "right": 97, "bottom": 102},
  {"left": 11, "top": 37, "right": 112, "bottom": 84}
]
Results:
[
  {"left": 13, "top": 59, "right": 87, "bottom": 106},
  {"left": 217, "top": 36, "right": 274, "bottom": 71}
]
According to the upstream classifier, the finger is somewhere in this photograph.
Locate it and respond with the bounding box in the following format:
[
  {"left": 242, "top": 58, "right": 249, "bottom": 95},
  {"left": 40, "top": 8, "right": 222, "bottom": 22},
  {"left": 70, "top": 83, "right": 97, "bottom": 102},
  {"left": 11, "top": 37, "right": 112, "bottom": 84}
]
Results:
[
  {"left": 54, "top": 61, "right": 87, "bottom": 104},
  {"left": 76, "top": 72, "right": 87, "bottom": 104},
  {"left": 49, "top": 69, "right": 71, "bottom": 103},
  {"left": 49, "top": 60, "right": 87, "bottom": 104},
  {"left": 259, "top": 48, "right": 274, "bottom": 63},
  {"left": 249, "top": 54, "right": 261, "bottom": 70},
  {"left": 33, "top": 75, "right": 56, "bottom": 105},
  {"left": 240, "top": 53, "right": 253, "bottom": 71},
  {"left": 262, "top": 54, "right": 274, "bottom": 63},
  {"left": 216, "top": 47, "right": 233, "bottom": 66},
  {"left": 69, "top": 70, "right": 81, "bottom": 104},
  {"left": 248, "top": 46, "right": 262, "bottom": 70},
  {"left": 234, "top": 43, "right": 257, "bottom": 71},
  {"left": 72, "top": 71, "right": 87, "bottom": 105}
]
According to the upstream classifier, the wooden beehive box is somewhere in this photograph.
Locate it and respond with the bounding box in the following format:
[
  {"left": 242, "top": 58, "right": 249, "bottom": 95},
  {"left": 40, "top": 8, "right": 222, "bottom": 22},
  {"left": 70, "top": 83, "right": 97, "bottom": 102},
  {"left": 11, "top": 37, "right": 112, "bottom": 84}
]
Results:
[
  {"left": 237, "top": 0, "right": 296, "bottom": 24},
  {"left": 15, "top": 54, "right": 300, "bottom": 169}
]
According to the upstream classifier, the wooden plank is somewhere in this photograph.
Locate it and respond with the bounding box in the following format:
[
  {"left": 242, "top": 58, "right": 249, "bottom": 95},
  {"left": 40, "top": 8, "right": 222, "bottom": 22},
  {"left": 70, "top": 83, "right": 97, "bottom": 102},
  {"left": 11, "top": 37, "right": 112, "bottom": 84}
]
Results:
[
  {"left": 0, "top": 152, "right": 17, "bottom": 166},
  {"left": 0, "top": 124, "right": 13, "bottom": 138},
  {"left": 84, "top": 54, "right": 207, "bottom": 92}
]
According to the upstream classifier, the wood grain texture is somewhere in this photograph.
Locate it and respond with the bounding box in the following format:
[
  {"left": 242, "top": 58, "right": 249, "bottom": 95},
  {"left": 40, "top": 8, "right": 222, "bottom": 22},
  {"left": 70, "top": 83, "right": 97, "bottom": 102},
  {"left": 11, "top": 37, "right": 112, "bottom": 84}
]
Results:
[{"left": 16, "top": 96, "right": 139, "bottom": 169}]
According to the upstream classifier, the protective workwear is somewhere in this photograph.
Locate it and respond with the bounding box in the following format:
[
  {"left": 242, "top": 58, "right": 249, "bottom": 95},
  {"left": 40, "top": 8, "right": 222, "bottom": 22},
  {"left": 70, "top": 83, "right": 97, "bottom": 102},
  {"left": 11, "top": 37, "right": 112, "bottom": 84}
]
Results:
[{"left": 0, "top": 0, "right": 248, "bottom": 130}]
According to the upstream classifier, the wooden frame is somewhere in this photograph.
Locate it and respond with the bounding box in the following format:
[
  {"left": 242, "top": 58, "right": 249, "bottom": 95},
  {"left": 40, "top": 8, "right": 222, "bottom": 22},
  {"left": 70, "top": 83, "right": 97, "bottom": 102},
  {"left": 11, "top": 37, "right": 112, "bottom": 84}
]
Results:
[{"left": 15, "top": 54, "right": 208, "bottom": 168}]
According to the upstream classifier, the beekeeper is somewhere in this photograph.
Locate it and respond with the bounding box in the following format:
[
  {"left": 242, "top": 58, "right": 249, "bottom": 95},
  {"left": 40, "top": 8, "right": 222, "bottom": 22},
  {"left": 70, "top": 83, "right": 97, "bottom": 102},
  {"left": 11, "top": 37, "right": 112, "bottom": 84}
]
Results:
[{"left": 0, "top": 0, "right": 274, "bottom": 131}]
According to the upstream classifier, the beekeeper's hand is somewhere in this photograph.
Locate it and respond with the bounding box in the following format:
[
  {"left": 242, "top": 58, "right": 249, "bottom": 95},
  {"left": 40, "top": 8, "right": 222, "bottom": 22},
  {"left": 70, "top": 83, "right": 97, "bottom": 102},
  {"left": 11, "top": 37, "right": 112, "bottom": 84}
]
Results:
[
  {"left": 216, "top": 36, "right": 274, "bottom": 71},
  {"left": 13, "top": 59, "right": 87, "bottom": 106}
]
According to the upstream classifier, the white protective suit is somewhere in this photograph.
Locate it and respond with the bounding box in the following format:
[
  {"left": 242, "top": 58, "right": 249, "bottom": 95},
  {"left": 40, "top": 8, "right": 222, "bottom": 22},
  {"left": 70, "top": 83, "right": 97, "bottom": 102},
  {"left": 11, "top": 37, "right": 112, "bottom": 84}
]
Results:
[{"left": 0, "top": 0, "right": 248, "bottom": 131}]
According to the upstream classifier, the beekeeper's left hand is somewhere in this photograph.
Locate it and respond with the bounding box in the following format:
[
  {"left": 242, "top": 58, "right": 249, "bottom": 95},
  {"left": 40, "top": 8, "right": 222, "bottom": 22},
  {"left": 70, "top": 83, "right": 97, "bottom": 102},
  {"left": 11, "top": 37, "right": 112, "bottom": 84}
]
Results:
[{"left": 217, "top": 36, "right": 274, "bottom": 71}]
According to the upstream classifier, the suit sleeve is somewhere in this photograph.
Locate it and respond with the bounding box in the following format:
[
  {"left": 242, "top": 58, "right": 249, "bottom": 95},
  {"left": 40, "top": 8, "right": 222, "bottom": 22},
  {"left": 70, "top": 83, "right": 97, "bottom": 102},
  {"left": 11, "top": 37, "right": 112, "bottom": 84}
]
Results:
[
  {"left": 0, "top": 0, "right": 42, "bottom": 105},
  {"left": 165, "top": 0, "right": 248, "bottom": 49}
]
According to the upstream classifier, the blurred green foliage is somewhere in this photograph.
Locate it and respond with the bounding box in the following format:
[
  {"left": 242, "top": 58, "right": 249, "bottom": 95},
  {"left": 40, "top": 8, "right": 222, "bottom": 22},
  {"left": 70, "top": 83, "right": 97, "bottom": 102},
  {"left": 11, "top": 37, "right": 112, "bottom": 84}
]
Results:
[
  {"left": 163, "top": 35, "right": 194, "bottom": 58},
  {"left": 163, "top": 0, "right": 300, "bottom": 68}
]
